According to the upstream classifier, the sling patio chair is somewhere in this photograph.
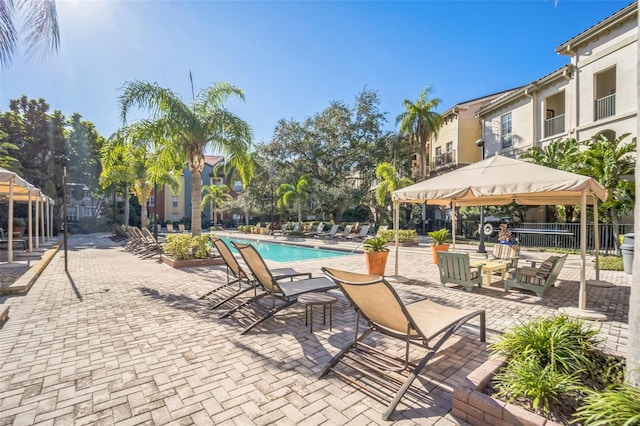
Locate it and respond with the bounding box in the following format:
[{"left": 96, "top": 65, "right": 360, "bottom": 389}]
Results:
[
  {"left": 200, "top": 238, "right": 312, "bottom": 310},
  {"left": 221, "top": 242, "right": 336, "bottom": 334},
  {"left": 316, "top": 224, "right": 339, "bottom": 239},
  {"left": 333, "top": 224, "right": 353, "bottom": 239},
  {"left": 320, "top": 267, "right": 486, "bottom": 421},
  {"left": 346, "top": 224, "right": 370, "bottom": 241},
  {"left": 165, "top": 223, "right": 174, "bottom": 233}
]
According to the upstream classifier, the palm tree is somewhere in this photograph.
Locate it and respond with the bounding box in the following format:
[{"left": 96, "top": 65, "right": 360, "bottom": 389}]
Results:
[
  {"left": 580, "top": 133, "right": 636, "bottom": 252},
  {"left": 396, "top": 86, "right": 443, "bottom": 233},
  {"left": 277, "top": 176, "right": 309, "bottom": 228},
  {"left": 0, "top": 0, "right": 60, "bottom": 69},
  {"left": 375, "top": 162, "right": 414, "bottom": 225},
  {"left": 119, "top": 80, "right": 253, "bottom": 236},
  {"left": 201, "top": 183, "right": 232, "bottom": 226},
  {"left": 521, "top": 138, "right": 581, "bottom": 172},
  {"left": 100, "top": 126, "right": 182, "bottom": 228},
  {"left": 521, "top": 138, "right": 582, "bottom": 221}
]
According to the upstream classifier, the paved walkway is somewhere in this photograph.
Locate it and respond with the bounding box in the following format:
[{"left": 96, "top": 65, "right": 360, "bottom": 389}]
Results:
[{"left": 0, "top": 232, "right": 631, "bottom": 425}]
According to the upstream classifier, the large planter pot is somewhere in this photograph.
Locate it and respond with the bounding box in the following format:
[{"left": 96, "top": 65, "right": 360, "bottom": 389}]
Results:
[
  {"left": 160, "top": 254, "right": 225, "bottom": 268},
  {"left": 431, "top": 244, "right": 450, "bottom": 264},
  {"left": 365, "top": 250, "right": 389, "bottom": 276}
]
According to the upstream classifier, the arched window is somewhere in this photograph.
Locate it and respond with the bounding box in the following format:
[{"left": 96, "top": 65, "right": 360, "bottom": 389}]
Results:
[{"left": 595, "top": 129, "right": 616, "bottom": 142}]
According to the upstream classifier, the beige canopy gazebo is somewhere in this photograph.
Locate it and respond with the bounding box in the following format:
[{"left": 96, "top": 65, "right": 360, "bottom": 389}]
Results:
[
  {"left": 392, "top": 155, "right": 608, "bottom": 318},
  {"left": 0, "top": 167, "right": 54, "bottom": 262}
]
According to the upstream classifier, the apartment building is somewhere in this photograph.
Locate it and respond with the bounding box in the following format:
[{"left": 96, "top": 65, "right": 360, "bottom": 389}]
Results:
[
  {"left": 477, "top": 2, "right": 637, "bottom": 157},
  {"left": 428, "top": 91, "right": 515, "bottom": 177}
]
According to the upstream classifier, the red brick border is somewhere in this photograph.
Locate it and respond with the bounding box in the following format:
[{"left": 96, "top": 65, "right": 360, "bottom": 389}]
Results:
[
  {"left": 452, "top": 356, "right": 562, "bottom": 426},
  {"left": 160, "top": 255, "right": 225, "bottom": 268}
]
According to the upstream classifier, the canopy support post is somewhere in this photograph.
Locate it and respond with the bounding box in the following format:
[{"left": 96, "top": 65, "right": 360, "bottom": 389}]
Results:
[
  {"left": 385, "top": 201, "right": 408, "bottom": 283},
  {"left": 452, "top": 201, "right": 457, "bottom": 251},
  {"left": 8, "top": 178, "right": 14, "bottom": 263},
  {"left": 586, "top": 198, "right": 612, "bottom": 287},
  {"left": 560, "top": 190, "right": 606, "bottom": 320}
]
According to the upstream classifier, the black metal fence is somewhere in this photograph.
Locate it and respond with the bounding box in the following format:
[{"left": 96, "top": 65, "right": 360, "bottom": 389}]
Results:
[{"left": 460, "top": 221, "right": 633, "bottom": 253}]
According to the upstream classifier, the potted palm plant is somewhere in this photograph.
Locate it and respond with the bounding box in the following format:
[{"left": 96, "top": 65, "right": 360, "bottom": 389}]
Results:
[
  {"left": 428, "top": 228, "right": 450, "bottom": 263},
  {"left": 363, "top": 236, "right": 390, "bottom": 276},
  {"left": 12, "top": 217, "right": 26, "bottom": 236}
]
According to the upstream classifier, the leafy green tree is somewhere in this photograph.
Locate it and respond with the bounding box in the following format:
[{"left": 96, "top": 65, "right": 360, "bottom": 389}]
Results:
[
  {"left": 580, "top": 133, "right": 636, "bottom": 251},
  {"left": 66, "top": 113, "right": 105, "bottom": 193},
  {"left": 201, "top": 183, "right": 232, "bottom": 226},
  {"left": 0, "top": 0, "right": 60, "bottom": 69},
  {"left": 261, "top": 89, "right": 389, "bottom": 221},
  {"left": 0, "top": 130, "right": 19, "bottom": 170},
  {"left": 277, "top": 176, "right": 309, "bottom": 228},
  {"left": 119, "top": 80, "right": 253, "bottom": 236}
]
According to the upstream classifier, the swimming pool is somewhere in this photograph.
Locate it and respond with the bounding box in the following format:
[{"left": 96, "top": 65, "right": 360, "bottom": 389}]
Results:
[{"left": 221, "top": 237, "right": 351, "bottom": 262}]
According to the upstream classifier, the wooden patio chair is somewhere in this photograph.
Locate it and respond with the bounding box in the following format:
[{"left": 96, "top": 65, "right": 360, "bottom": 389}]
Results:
[
  {"left": 165, "top": 223, "right": 174, "bottom": 233},
  {"left": 437, "top": 252, "right": 483, "bottom": 292},
  {"left": 504, "top": 254, "right": 567, "bottom": 297},
  {"left": 201, "top": 238, "right": 312, "bottom": 310},
  {"left": 221, "top": 242, "right": 336, "bottom": 334},
  {"left": 321, "top": 267, "right": 486, "bottom": 421},
  {"left": 490, "top": 243, "right": 520, "bottom": 275}
]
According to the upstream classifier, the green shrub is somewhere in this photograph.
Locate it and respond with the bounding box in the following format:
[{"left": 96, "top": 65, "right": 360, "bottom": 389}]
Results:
[
  {"left": 493, "top": 356, "right": 581, "bottom": 415},
  {"left": 573, "top": 385, "right": 640, "bottom": 425},
  {"left": 490, "top": 315, "right": 601, "bottom": 375},
  {"left": 163, "top": 234, "right": 212, "bottom": 260},
  {"left": 377, "top": 229, "right": 418, "bottom": 243},
  {"left": 599, "top": 256, "right": 623, "bottom": 271},
  {"left": 163, "top": 234, "right": 191, "bottom": 260}
]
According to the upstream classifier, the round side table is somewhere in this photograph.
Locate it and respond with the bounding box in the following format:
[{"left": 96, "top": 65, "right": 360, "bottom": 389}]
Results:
[{"left": 297, "top": 292, "right": 338, "bottom": 332}]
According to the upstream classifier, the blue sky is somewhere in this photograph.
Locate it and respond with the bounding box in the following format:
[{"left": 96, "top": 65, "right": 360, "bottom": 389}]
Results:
[{"left": 0, "top": 0, "right": 630, "bottom": 149}]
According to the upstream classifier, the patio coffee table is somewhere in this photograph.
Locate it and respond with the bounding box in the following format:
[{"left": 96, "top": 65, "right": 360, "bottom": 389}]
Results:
[
  {"left": 479, "top": 261, "right": 507, "bottom": 286},
  {"left": 297, "top": 292, "right": 337, "bottom": 332}
]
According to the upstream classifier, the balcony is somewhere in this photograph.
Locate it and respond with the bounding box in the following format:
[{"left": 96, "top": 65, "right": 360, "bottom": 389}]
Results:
[
  {"left": 433, "top": 150, "right": 456, "bottom": 169},
  {"left": 544, "top": 114, "right": 565, "bottom": 138},
  {"left": 595, "top": 93, "right": 616, "bottom": 121}
]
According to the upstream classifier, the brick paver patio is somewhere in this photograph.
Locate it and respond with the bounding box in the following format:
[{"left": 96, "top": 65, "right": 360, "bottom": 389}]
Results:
[{"left": 0, "top": 232, "right": 631, "bottom": 425}]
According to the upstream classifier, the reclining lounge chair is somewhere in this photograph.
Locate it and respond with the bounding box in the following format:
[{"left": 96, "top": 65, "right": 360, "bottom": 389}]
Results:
[
  {"left": 221, "top": 242, "right": 337, "bottom": 334},
  {"left": 201, "top": 238, "right": 312, "bottom": 310},
  {"left": 321, "top": 267, "right": 486, "bottom": 421}
]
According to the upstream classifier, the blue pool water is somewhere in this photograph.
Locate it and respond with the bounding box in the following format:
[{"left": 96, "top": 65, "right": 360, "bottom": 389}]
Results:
[{"left": 221, "top": 237, "right": 350, "bottom": 262}]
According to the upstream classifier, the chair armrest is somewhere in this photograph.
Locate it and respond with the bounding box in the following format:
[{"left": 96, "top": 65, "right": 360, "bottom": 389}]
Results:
[{"left": 518, "top": 266, "right": 538, "bottom": 277}]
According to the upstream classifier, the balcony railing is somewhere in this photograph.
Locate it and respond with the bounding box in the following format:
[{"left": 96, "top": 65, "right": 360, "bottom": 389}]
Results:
[
  {"left": 595, "top": 93, "right": 616, "bottom": 120},
  {"left": 544, "top": 114, "right": 565, "bottom": 138},
  {"left": 433, "top": 150, "right": 456, "bottom": 168}
]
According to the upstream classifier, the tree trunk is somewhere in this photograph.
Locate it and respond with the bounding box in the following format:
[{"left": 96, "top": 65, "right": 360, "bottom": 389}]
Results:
[
  {"left": 124, "top": 183, "right": 130, "bottom": 226},
  {"left": 297, "top": 201, "right": 302, "bottom": 228},
  {"left": 191, "top": 170, "right": 202, "bottom": 236},
  {"left": 213, "top": 200, "right": 218, "bottom": 225},
  {"left": 611, "top": 211, "right": 622, "bottom": 255}
]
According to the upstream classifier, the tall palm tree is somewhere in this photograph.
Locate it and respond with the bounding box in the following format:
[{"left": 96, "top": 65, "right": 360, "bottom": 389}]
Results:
[
  {"left": 0, "top": 0, "right": 60, "bottom": 69},
  {"left": 375, "top": 162, "right": 414, "bottom": 225},
  {"left": 119, "top": 80, "right": 253, "bottom": 236},
  {"left": 396, "top": 86, "right": 443, "bottom": 233},
  {"left": 201, "top": 183, "right": 232, "bottom": 226},
  {"left": 277, "top": 176, "right": 309, "bottom": 228}
]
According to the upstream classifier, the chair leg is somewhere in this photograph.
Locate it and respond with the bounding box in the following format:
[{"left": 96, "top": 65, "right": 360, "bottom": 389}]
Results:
[
  {"left": 198, "top": 278, "right": 240, "bottom": 300},
  {"left": 239, "top": 298, "right": 298, "bottom": 335},
  {"left": 319, "top": 327, "right": 373, "bottom": 378}
]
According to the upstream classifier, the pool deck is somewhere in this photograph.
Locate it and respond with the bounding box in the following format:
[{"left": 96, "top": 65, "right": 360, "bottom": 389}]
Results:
[{"left": 0, "top": 231, "right": 630, "bottom": 425}]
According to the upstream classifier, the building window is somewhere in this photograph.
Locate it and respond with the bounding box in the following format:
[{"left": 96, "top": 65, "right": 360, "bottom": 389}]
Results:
[
  {"left": 172, "top": 196, "right": 178, "bottom": 208},
  {"left": 83, "top": 207, "right": 94, "bottom": 218},
  {"left": 233, "top": 181, "right": 243, "bottom": 192},
  {"left": 446, "top": 142, "right": 453, "bottom": 152},
  {"left": 435, "top": 146, "right": 442, "bottom": 156},
  {"left": 171, "top": 213, "right": 179, "bottom": 222},
  {"left": 67, "top": 209, "right": 78, "bottom": 222},
  {"left": 501, "top": 113, "right": 512, "bottom": 149},
  {"left": 148, "top": 195, "right": 155, "bottom": 207}
]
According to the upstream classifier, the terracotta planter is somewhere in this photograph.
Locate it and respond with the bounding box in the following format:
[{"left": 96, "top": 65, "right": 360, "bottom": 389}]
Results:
[
  {"left": 431, "top": 244, "right": 450, "bottom": 264},
  {"left": 365, "top": 250, "right": 389, "bottom": 276}
]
